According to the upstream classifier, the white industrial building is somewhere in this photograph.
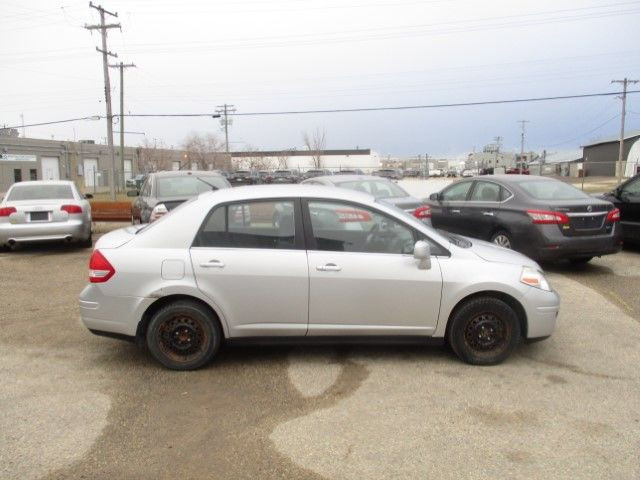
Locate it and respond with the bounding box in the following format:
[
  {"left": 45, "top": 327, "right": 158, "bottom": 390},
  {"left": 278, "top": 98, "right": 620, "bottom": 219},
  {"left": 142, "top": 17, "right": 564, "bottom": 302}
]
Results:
[{"left": 230, "top": 149, "right": 380, "bottom": 172}]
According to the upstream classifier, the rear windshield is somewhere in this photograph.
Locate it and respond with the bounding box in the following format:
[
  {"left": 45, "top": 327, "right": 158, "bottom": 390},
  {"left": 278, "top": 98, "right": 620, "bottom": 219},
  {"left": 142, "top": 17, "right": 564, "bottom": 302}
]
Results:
[
  {"left": 156, "top": 176, "right": 229, "bottom": 197},
  {"left": 519, "top": 180, "right": 589, "bottom": 200},
  {"left": 8, "top": 184, "right": 74, "bottom": 201},
  {"left": 337, "top": 179, "right": 409, "bottom": 199}
]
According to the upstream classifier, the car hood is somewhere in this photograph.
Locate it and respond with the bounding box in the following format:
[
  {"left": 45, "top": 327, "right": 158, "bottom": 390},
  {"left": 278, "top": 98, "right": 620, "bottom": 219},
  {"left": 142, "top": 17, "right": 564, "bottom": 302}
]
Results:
[
  {"left": 468, "top": 237, "right": 540, "bottom": 268},
  {"left": 94, "top": 225, "right": 144, "bottom": 249}
]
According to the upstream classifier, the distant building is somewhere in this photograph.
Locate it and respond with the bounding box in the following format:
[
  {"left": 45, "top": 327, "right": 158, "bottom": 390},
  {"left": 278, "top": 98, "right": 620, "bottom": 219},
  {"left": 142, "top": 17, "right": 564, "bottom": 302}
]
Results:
[
  {"left": 529, "top": 150, "right": 583, "bottom": 177},
  {"left": 582, "top": 130, "right": 640, "bottom": 177},
  {"left": 230, "top": 149, "right": 379, "bottom": 172}
]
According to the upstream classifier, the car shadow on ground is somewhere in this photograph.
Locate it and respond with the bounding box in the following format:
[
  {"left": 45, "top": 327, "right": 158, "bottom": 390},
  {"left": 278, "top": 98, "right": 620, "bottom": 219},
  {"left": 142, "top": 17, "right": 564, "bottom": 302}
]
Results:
[{"left": 0, "top": 240, "right": 92, "bottom": 256}]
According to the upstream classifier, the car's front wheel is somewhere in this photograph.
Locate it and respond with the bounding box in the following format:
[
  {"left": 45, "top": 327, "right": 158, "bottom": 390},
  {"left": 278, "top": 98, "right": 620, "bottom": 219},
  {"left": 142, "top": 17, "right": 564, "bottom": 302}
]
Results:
[
  {"left": 146, "top": 300, "right": 222, "bottom": 370},
  {"left": 448, "top": 296, "right": 521, "bottom": 365}
]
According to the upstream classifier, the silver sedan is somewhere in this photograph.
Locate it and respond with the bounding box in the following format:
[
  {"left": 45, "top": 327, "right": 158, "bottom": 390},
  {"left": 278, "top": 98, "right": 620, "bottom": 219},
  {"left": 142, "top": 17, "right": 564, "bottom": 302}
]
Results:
[
  {"left": 79, "top": 184, "right": 559, "bottom": 370},
  {"left": 0, "top": 180, "right": 92, "bottom": 248}
]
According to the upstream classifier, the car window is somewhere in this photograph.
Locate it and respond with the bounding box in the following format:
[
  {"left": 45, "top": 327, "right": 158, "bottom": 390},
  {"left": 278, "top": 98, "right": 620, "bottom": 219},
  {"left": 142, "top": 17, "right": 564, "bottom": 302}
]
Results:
[
  {"left": 622, "top": 178, "right": 640, "bottom": 196},
  {"left": 441, "top": 181, "right": 472, "bottom": 201},
  {"left": 194, "top": 200, "right": 296, "bottom": 249},
  {"left": 157, "top": 176, "right": 228, "bottom": 197},
  {"left": 519, "top": 180, "right": 589, "bottom": 200},
  {"left": 336, "top": 180, "right": 408, "bottom": 199},
  {"left": 307, "top": 200, "right": 415, "bottom": 254},
  {"left": 469, "top": 181, "right": 501, "bottom": 202},
  {"left": 7, "top": 184, "right": 73, "bottom": 201}
]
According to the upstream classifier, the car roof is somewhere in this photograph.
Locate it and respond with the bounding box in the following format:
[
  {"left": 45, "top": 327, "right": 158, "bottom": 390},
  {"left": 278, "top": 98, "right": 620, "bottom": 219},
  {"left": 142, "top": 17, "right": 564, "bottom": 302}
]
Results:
[
  {"left": 149, "top": 170, "right": 224, "bottom": 178},
  {"left": 197, "top": 183, "right": 376, "bottom": 204},
  {"left": 477, "top": 174, "right": 554, "bottom": 184},
  {"left": 10, "top": 180, "right": 75, "bottom": 187},
  {"left": 305, "top": 174, "right": 386, "bottom": 183}
]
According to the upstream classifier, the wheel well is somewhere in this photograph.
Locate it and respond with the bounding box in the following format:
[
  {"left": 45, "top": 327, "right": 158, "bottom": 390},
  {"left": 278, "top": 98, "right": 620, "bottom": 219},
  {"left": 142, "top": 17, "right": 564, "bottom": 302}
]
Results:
[
  {"left": 135, "top": 294, "right": 223, "bottom": 344},
  {"left": 489, "top": 227, "right": 511, "bottom": 240},
  {"left": 445, "top": 291, "right": 527, "bottom": 339}
]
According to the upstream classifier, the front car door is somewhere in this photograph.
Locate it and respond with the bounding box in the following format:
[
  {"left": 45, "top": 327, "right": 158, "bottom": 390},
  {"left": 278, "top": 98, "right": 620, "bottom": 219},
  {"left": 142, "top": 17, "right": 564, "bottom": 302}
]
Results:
[
  {"left": 617, "top": 176, "right": 640, "bottom": 241},
  {"left": 303, "top": 199, "right": 444, "bottom": 336},
  {"left": 190, "top": 198, "right": 309, "bottom": 337},
  {"left": 464, "top": 180, "right": 506, "bottom": 240},
  {"left": 430, "top": 180, "right": 474, "bottom": 234}
]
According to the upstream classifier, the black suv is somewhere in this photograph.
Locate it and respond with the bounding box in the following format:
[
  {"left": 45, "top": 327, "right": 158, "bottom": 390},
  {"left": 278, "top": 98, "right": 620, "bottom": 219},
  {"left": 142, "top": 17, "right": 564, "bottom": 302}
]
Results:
[{"left": 599, "top": 173, "right": 640, "bottom": 244}]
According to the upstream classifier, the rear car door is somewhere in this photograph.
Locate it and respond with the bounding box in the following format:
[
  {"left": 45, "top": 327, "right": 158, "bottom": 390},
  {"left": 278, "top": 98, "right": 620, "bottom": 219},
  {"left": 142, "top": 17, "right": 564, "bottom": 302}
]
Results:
[
  {"left": 304, "top": 199, "right": 443, "bottom": 336},
  {"left": 190, "top": 198, "right": 309, "bottom": 337},
  {"left": 464, "top": 180, "right": 505, "bottom": 240},
  {"left": 430, "top": 181, "right": 473, "bottom": 235}
]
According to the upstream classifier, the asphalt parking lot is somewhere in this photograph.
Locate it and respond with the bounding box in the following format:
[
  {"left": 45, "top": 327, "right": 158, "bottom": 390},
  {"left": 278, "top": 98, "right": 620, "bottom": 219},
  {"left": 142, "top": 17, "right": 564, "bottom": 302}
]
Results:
[{"left": 1, "top": 209, "right": 639, "bottom": 480}]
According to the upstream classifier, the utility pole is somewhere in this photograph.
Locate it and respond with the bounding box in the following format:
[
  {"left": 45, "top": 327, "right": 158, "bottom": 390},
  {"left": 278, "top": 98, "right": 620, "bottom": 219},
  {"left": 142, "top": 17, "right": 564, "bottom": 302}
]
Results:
[
  {"left": 517, "top": 120, "right": 529, "bottom": 174},
  {"left": 215, "top": 104, "right": 236, "bottom": 153},
  {"left": 612, "top": 78, "right": 639, "bottom": 185},
  {"left": 109, "top": 61, "right": 136, "bottom": 187},
  {"left": 493, "top": 136, "right": 502, "bottom": 171},
  {"left": 85, "top": 2, "right": 120, "bottom": 200},
  {"left": 20, "top": 114, "right": 25, "bottom": 138}
]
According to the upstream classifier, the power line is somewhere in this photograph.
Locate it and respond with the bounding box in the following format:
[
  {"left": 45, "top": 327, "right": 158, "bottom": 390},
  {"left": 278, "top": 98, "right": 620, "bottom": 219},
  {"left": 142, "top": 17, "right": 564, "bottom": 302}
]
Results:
[{"left": 5, "top": 89, "right": 640, "bottom": 129}]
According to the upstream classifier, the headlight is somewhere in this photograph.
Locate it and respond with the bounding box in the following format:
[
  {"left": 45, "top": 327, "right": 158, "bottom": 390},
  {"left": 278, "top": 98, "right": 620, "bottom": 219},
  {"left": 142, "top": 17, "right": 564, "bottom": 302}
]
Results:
[
  {"left": 520, "top": 266, "right": 551, "bottom": 291},
  {"left": 149, "top": 203, "right": 168, "bottom": 222}
]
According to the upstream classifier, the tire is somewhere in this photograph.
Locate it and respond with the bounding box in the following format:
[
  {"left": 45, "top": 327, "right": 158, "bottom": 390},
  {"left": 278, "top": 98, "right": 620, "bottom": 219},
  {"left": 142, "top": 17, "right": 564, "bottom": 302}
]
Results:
[
  {"left": 490, "top": 230, "right": 513, "bottom": 249},
  {"left": 80, "top": 231, "right": 93, "bottom": 248},
  {"left": 569, "top": 257, "right": 593, "bottom": 264},
  {"left": 448, "top": 296, "right": 521, "bottom": 366},
  {"left": 146, "top": 300, "right": 222, "bottom": 370}
]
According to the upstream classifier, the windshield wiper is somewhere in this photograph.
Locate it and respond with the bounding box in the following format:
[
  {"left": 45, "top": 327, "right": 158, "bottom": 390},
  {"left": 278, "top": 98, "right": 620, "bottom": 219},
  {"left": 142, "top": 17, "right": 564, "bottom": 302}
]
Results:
[{"left": 196, "top": 177, "right": 219, "bottom": 190}]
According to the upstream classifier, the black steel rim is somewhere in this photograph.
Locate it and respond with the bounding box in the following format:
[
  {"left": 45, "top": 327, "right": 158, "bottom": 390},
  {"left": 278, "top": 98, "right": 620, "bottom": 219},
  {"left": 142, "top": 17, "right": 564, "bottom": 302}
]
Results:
[
  {"left": 464, "top": 312, "right": 507, "bottom": 352},
  {"left": 158, "top": 315, "right": 207, "bottom": 362}
]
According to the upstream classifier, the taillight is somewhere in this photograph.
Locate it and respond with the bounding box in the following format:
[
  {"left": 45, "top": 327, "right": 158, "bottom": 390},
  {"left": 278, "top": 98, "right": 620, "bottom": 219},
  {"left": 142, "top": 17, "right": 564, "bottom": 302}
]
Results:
[
  {"left": 0, "top": 207, "right": 17, "bottom": 217},
  {"left": 413, "top": 205, "right": 431, "bottom": 220},
  {"left": 526, "top": 209, "right": 569, "bottom": 225},
  {"left": 89, "top": 249, "right": 115, "bottom": 283},
  {"left": 61, "top": 204, "right": 83, "bottom": 214},
  {"left": 606, "top": 208, "right": 620, "bottom": 222}
]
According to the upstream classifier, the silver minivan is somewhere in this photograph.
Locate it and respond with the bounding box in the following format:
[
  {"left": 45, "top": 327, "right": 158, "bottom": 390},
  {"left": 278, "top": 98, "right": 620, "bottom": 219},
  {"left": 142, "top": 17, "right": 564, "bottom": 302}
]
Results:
[{"left": 80, "top": 185, "right": 559, "bottom": 370}]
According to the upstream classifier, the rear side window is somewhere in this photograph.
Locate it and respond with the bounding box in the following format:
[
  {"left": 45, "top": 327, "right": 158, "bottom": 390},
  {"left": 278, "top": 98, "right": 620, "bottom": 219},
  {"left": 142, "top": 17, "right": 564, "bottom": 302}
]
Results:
[
  {"left": 194, "top": 200, "right": 297, "bottom": 249},
  {"left": 8, "top": 184, "right": 73, "bottom": 201},
  {"left": 441, "top": 181, "right": 472, "bottom": 201},
  {"left": 469, "top": 181, "right": 501, "bottom": 202}
]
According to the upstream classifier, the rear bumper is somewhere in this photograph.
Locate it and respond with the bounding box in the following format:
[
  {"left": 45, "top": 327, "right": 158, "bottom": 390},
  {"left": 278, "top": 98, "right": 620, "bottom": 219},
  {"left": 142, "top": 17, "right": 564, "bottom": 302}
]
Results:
[
  {"left": 0, "top": 219, "right": 90, "bottom": 245},
  {"left": 526, "top": 223, "right": 622, "bottom": 261},
  {"left": 79, "top": 284, "right": 154, "bottom": 337}
]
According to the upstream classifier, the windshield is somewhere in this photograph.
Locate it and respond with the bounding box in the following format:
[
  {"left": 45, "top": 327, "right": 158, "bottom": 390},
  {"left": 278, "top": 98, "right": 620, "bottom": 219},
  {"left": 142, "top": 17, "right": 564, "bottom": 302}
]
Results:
[
  {"left": 519, "top": 180, "right": 589, "bottom": 200},
  {"left": 8, "top": 184, "right": 74, "bottom": 201},
  {"left": 336, "top": 179, "right": 409, "bottom": 199},
  {"left": 156, "top": 176, "right": 228, "bottom": 197}
]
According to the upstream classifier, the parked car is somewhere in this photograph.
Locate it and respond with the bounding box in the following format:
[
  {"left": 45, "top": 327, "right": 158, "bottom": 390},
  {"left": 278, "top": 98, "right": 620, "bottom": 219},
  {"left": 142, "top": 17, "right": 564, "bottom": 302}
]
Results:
[
  {"left": 257, "top": 170, "right": 272, "bottom": 184},
  {"left": 0, "top": 180, "right": 93, "bottom": 249},
  {"left": 304, "top": 169, "right": 332, "bottom": 180},
  {"left": 446, "top": 169, "right": 458, "bottom": 178},
  {"left": 598, "top": 173, "right": 640, "bottom": 244},
  {"left": 335, "top": 169, "right": 364, "bottom": 175},
  {"left": 128, "top": 170, "right": 230, "bottom": 224},
  {"left": 81, "top": 184, "right": 559, "bottom": 370},
  {"left": 424, "top": 175, "right": 622, "bottom": 263},
  {"left": 301, "top": 174, "right": 431, "bottom": 223},
  {"left": 461, "top": 169, "right": 474, "bottom": 178},
  {"left": 506, "top": 167, "right": 530, "bottom": 175},
  {"left": 229, "top": 170, "right": 258, "bottom": 186},
  {"left": 125, "top": 174, "right": 147, "bottom": 190},
  {"left": 271, "top": 169, "right": 299, "bottom": 184},
  {"left": 404, "top": 169, "right": 421, "bottom": 177},
  {"left": 377, "top": 168, "right": 401, "bottom": 180},
  {"left": 429, "top": 169, "right": 443, "bottom": 177}
]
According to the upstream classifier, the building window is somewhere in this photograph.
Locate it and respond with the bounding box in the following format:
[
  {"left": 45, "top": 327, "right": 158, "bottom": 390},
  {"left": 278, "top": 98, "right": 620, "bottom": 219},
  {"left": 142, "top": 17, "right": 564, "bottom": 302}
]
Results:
[
  {"left": 14, "top": 169, "right": 22, "bottom": 182},
  {"left": 29, "top": 169, "right": 37, "bottom": 180}
]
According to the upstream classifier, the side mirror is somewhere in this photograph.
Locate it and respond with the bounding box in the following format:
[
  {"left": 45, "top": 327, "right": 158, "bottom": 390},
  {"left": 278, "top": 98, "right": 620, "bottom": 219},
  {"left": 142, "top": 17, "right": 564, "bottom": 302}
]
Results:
[
  {"left": 84, "top": 193, "right": 93, "bottom": 199},
  {"left": 429, "top": 192, "right": 440, "bottom": 201},
  {"left": 413, "top": 240, "right": 431, "bottom": 270},
  {"left": 126, "top": 190, "right": 139, "bottom": 197}
]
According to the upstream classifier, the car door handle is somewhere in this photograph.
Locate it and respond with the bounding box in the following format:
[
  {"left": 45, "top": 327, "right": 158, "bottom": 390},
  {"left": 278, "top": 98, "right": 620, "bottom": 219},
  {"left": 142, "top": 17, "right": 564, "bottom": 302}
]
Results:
[
  {"left": 200, "top": 260, "right": 225, "bottom": 268},
  {"left": 482, "top": 211, "right": 494, "bottom": 216},
  {"left": 317, "top": 263, "right": 342, "bottom": 272},
  {"left": 451, "top": 209, "right": 461, "bottom": 214}
]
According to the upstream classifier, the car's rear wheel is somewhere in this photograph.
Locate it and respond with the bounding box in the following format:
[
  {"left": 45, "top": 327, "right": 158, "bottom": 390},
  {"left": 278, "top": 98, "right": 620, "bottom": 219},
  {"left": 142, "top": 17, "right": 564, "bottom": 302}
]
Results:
[
  {"left": 146, "top": 300, "right": 222, "bottom": 370},
  {"left": 448, "top": 297, "right": 521, "bottom": 365},
  {"left": 491, "top": 230, "right": 513, "bottom": 249},
  {"left": 569, "top": 257, "right": 593, "bottom": 264}
]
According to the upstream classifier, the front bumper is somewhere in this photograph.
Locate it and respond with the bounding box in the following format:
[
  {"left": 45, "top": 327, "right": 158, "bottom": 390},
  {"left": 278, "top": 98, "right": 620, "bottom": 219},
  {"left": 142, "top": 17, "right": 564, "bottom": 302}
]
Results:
[
  {"left": 522, "top": 286, "right": 560, "bottom": 339},
  {"left": 79, "top": 284, "right": 154, "bottom": 337},
  {"left": 0, "top": 218, "right": 90, "bottom": 245}
]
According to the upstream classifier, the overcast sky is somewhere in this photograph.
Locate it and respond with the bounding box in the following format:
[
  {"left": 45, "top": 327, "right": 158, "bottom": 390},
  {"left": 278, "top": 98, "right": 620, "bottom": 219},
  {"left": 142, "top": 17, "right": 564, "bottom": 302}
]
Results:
[{"left": 2, "top": 0, "right": 640, "bottom": 157}]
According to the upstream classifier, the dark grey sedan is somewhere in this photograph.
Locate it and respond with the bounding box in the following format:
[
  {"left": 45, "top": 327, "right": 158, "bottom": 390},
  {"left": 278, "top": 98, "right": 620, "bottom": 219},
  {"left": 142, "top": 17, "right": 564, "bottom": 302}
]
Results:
[
  {"left": 425, "top": 175, "right": 622, "bottom": 263},
  {"left": 128, "top": 171, "right": 230, "bottom": 224},
  {"left": 301, "top": 174, "right": 431, "bottom": 224}
]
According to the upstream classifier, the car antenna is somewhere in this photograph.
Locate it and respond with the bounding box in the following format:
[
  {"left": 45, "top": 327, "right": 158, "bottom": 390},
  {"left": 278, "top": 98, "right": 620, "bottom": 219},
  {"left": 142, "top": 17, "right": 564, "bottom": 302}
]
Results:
[{"left": 196, "top": 177, "right": 218, "bottom": 191}]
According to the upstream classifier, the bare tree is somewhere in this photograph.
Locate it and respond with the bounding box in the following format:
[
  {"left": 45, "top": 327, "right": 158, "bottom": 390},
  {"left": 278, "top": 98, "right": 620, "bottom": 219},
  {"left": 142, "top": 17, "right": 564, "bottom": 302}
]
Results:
[
  {"left": 139, "top": 138, "right": 171, "bottom": 172},
  {"left": 302, "top": 128, "right": 326, "bottom": 168},
  {"left": 182, "top": 132, "right": 224, "bottom": 170},
  {"left": 240, "top": 144, "right": 275, "bottom": 171},
  {"left": 276, "top": 151, "right": 290, "bottom": 169}
]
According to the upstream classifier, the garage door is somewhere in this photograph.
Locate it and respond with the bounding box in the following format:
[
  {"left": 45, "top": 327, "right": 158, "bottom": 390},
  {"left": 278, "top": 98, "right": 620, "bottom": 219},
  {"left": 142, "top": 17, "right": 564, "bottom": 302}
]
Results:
[
  {"left": 83, "top": 159, "right": 98, "bottom": 187},
  {"left": 41, "top": 157, "right": 60, "bottom": 180},
  {"left": 124, "top": 159, "right": 133, "bottom": 182}
]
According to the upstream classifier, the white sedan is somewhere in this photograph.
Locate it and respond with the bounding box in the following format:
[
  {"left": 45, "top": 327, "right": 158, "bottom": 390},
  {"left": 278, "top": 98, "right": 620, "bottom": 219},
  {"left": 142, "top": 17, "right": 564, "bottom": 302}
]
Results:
[{"left": 80, "top": 185, "right": 559, "bottom": 370}]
